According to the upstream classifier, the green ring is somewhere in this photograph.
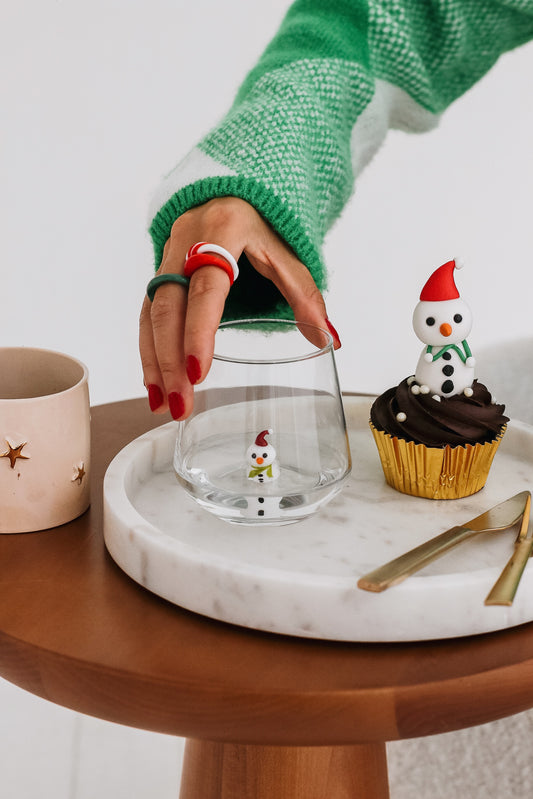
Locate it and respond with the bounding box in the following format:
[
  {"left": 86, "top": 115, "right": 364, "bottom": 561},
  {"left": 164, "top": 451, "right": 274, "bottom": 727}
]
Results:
[{"left": 147, "top": 273, "right": 190, "bottom": 302}]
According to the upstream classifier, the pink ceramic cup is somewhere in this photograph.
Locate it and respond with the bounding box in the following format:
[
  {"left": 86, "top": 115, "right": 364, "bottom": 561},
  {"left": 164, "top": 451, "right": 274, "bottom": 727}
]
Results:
[{"left": 0, "top": 347, "right": 90, "bottom": 533}]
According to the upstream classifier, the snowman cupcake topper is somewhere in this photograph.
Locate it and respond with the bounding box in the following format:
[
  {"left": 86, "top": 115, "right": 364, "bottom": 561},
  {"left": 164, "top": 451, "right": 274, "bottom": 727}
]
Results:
[
  {"left": 246, "top": 429, "right": 280, "bottom": 482},
  {"left": 411, "top": 259, "right": 476, "bottom": 399}
]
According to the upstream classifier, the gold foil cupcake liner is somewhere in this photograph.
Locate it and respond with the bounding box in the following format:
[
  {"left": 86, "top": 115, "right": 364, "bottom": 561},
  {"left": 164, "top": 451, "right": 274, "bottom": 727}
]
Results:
[{"left": 369, "top": 423, "right": 507, "bottom": 500}]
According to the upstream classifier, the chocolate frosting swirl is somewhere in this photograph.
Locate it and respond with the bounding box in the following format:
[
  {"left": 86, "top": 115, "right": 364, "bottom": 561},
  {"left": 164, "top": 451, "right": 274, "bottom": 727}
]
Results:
[{"left": 370, "top": 379, "right": 508, "bottom": 447}]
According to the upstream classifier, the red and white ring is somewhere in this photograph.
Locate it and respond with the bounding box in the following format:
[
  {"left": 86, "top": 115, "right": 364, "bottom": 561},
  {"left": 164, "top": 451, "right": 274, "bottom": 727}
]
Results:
[{"left": 186, "top": 242, "right": 239, "bottom": 282}]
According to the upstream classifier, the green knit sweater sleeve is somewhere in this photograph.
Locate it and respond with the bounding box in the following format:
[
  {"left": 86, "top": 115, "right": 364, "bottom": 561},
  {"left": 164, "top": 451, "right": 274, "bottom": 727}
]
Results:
[{"left": 149, "top": 0, "right": 533, "bottom": 321}]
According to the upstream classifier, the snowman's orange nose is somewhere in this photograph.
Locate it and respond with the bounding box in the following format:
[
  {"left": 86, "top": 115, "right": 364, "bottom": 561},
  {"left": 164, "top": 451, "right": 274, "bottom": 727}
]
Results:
[
  {"left": 256, "top": 457, "right": 264, "bottom": 465},
  {"left": 440, "top": 323, "right": 452, "bottom": 337}
]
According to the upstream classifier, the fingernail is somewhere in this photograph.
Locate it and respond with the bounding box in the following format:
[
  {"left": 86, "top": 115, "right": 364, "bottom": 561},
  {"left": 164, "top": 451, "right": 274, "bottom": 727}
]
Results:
[
  {"left": 168, "top": 391, "right": 185, "bottom": 420},
  {"left": 186, "top": 355, "right": 202, "bottom": 385},
  {"left": 147, "top": 384, "right": 164, "bottom": 412},
  {"left": 325, "top": 318, "right": 341, "bottom": 348}
]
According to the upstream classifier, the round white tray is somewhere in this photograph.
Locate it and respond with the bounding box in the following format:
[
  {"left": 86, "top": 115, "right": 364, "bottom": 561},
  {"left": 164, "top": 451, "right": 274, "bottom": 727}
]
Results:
[{"left": 103, "top": 396, "right": 533, "bottom": 641}]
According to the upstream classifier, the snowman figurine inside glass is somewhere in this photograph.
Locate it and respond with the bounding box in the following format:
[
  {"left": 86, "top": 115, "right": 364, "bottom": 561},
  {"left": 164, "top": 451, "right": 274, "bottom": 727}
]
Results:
[{"left": 173, "top": 319, "right": 351, "bottom": 526}]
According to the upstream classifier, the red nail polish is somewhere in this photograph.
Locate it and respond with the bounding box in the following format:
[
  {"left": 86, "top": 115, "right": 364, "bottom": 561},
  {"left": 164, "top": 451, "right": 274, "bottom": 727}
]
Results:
[
  {"left": 147, "top": 384, "right": 164, "bottom": 412},
  {"left": 168, "top": 391, "right": 185, "bottom": 420},
  {"left": 186, "top": 355, "right": 202, "bottom": 385},
  {"left": 325, "top": 318, "right": 341, "bottom": 348}
]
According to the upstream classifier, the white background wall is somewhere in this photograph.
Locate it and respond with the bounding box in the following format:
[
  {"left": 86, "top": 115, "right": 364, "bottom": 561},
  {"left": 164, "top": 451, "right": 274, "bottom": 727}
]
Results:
[{"left": 2, "top": 0, "right": 532, "bottom": 407}]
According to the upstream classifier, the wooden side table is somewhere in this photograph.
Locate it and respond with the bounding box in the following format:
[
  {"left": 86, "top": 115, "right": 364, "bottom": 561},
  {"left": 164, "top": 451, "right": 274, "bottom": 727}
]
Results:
[{"left": 1, "top": 399, "right": 533, "bottom": 799}]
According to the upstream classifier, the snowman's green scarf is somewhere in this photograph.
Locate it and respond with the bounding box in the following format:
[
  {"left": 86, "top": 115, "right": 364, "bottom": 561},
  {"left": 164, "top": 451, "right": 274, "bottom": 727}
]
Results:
[
  {"left": 248, "top": 464, "right": 275, "bottom": 479},
  {"left": 426, "top": 340, "right": 472, "bottom": 363}
]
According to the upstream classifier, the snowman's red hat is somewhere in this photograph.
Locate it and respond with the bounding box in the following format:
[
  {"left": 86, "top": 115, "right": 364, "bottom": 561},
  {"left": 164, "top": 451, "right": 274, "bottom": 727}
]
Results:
[
  {"left": 254, "top": 429, "right": 272, "bottom": 447},
  {"left": 419, "top": 259, "right": 464, "bottom": 302}
]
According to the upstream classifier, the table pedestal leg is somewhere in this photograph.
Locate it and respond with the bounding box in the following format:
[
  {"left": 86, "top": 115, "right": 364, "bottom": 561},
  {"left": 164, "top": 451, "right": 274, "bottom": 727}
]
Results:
[{"left": 178, "top": 739, "right": 390, "bottom": 799}]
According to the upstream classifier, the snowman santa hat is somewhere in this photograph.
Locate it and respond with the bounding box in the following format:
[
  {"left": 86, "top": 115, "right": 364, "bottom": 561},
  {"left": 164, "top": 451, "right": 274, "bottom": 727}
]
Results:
[
  {"left": 419, "top": 258, "right": 465, "bottom": 302},
  {"left": 254, "top": 429, "right": 273, "bottom": 447}
]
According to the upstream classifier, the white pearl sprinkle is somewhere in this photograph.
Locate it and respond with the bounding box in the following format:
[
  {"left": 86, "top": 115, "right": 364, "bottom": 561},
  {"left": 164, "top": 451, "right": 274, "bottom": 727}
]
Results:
[
  {"left": 411, "top": 384, "right": 420, "bottom": 395},
  {"left": 407, "top": 375, "right": 416, "bottom": 386},
  {"left": 396, "top": 412, "right": 407, "bottom": 422},
  {"left": 420, "top": 384, "right": 430, "bottom": 394},
  {"left": 464, "top": 387, "right": 474, "bottom": 397}
]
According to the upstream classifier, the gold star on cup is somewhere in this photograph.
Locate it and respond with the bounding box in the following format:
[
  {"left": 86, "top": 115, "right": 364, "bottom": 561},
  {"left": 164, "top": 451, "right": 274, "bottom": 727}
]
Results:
[
  {"left": 72, "top": 463, "right": 86, "bottom": 485},
  {"left": 1, "top": 441, "right": 30, "bottom": 469}
]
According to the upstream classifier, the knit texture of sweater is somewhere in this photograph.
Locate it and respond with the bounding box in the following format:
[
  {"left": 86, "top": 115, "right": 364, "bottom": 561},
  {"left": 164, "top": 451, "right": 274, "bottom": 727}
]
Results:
[{"left": 149, "top": 0, "right": 533, "bottom": 320}]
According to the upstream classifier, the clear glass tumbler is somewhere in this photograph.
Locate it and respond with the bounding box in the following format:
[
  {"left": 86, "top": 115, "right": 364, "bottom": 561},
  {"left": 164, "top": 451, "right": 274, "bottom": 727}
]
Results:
[{"left": 173, "top": 319, "right": 351, "bottom": 526}]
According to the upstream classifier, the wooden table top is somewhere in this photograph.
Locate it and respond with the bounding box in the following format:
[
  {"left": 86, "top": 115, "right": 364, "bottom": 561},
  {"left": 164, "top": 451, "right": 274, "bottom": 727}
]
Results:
[{"left": 1, "top": 398, "right": 533, "bottom": 746}]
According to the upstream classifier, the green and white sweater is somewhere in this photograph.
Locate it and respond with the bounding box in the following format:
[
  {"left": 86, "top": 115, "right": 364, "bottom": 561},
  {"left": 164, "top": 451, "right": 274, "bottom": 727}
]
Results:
[{"left": 149, "top": 0, "right": 533, "bottom": 320}]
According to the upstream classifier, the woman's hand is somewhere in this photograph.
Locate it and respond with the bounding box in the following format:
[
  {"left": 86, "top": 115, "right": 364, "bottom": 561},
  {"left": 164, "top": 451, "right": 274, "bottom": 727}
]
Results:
[{"left": 139, "top": 197, "right": 341, "bottom": 419}]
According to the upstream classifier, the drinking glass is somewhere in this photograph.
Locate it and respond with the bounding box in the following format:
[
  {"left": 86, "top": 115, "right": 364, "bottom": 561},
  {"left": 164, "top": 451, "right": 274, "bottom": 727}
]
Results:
[{"left": 173, "top": 319, "right": 351, "bottom": 525}]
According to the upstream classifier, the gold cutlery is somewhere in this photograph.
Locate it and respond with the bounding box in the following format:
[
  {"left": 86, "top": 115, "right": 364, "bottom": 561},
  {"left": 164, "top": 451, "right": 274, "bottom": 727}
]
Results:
[
  {"left": 484, "top": 492, "right": 532, "bottom": 606},
  {"left": 358, "top": 491, "right": 531, "bottom": 593}
]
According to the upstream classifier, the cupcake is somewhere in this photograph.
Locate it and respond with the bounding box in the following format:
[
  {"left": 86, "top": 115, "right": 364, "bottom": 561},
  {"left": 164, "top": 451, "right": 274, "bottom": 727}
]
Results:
[{"left": 370, "top": 259, "right": 508, "bottom": 499}]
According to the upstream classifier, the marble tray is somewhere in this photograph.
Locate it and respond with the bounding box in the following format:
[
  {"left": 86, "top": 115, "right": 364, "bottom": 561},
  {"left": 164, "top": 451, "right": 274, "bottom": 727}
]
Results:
[{"left": 103, "top": 396, "right": 533, "bottom": 642}]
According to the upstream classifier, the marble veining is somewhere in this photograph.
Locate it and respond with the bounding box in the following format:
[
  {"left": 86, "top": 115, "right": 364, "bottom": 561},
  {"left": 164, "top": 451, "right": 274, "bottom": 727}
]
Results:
[{"left": 103, "top": 396, "right": 533, "bottom": 641}]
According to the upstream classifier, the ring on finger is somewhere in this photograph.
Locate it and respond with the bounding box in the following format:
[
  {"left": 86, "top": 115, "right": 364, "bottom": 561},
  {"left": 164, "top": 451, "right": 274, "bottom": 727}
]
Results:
[
  {"left": 186, "top": 242, "right": 239, "bottom": 283},
  {"left": 146, "top": 273, "right": 190, "bottom": 302},
  {"left": 184, "top": 253, "right": 236, "bottom": 286}
]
